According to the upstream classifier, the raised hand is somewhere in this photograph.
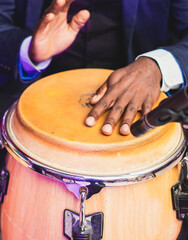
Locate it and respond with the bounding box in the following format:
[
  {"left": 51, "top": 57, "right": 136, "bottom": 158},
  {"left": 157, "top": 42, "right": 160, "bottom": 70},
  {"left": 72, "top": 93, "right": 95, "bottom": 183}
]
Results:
[
  {"left": 29, "top": 0, "right": 90, "bottom": 63},
  {"left": 85, "top": 57, "right": 162, "bottom": 136}
]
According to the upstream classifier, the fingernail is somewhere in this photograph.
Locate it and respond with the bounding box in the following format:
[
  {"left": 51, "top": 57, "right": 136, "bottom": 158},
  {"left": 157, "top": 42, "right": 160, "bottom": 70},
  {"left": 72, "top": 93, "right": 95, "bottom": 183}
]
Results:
[
  {"left": 102, "top": 124, "right": 112, "bottom": 135},
  {"left": 120, "top": 124, "right": 130, "bottom": 135},
  {"left": 91, "top": 95, "right": 98, "bottom": 103},
  {"left": 85, "top": 116, "right": 95, "bottom": 126},
  {"left": 92, "top": 94, "right": 97, "bottom": 100}
]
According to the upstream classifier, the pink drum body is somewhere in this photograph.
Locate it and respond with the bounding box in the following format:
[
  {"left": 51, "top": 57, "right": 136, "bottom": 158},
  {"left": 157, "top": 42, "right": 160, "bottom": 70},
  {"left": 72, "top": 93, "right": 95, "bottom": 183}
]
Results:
[{"left": 1, "top": 154, "right": 182, "bottom": 240}]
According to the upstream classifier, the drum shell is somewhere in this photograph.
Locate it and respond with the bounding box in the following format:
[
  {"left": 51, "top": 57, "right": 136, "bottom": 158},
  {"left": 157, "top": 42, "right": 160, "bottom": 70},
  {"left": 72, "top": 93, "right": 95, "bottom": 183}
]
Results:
[
  {"left": 0, "top": 69, "right": 185, "bottom": 239},
  {"left": 1, "top": 153, "right": 182, "bottom": 240}
]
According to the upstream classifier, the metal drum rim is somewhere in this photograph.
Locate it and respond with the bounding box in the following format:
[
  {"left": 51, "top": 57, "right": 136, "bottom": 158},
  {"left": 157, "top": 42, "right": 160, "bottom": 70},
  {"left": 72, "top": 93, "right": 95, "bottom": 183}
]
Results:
[{"left": 0, "top": 102, "right": 187, "bottom": 187}]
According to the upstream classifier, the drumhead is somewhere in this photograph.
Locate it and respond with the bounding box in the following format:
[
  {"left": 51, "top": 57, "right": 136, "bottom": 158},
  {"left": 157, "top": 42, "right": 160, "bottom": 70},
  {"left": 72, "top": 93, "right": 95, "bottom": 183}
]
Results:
[{"left": 3, "top": 69, "right": 185, "bottom": 177}]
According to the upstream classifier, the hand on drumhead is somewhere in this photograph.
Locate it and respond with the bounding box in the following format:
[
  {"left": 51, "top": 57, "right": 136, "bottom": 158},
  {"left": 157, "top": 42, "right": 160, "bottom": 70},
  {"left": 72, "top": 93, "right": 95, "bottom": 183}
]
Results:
[
  {"left": 85, "top": 57, "right": 162, "bottom": 136},
  {"left": 29, "top": 0, "right": 90, "bottom": 63}
]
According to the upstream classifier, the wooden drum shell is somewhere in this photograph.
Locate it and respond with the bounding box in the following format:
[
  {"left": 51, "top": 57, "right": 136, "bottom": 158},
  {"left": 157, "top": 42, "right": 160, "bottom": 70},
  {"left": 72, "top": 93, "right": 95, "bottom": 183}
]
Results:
[
  {"left": 1, "top": 154, "right": 182, "bottom": 240},
  {"left": 0, "top": 69, "right": 185, "bottom": 239}
]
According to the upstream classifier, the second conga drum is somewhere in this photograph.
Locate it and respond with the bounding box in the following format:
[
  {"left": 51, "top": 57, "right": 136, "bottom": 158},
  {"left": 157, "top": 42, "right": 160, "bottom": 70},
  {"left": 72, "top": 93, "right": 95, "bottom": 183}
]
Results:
[{"left": 0, "top": 69, "right": 186, "bottom": 240}]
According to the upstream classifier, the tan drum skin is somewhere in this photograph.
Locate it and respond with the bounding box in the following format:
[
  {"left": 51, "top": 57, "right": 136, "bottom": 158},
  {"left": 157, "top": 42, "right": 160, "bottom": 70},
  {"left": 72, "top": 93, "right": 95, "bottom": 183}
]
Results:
[{"left": 1, "top": 69, "right": 184, "bottom": 240}]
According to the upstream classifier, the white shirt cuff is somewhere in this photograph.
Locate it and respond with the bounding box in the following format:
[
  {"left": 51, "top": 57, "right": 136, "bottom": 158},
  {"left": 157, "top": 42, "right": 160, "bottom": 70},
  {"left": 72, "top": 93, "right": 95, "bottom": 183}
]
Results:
[
  {"left": 136, "top": 49, "right": 184, "bottom": 92},
  {"left": 20, "top": 36, "right": 52, "bottom": 75}
]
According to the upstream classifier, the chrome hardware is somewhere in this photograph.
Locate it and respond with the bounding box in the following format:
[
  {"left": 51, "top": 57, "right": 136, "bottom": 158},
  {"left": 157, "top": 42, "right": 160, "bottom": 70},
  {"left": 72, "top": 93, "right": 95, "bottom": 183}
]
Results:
[
  {"left": 0, "top": 120, "right": 9, "bottom": 203},
  {"left": 1, "top": 102, "right": 187, "bottom": 199},
  {"left": 0, "top": 168, "right": 9, "bottom": 203},
  {"left": 79, "top": 187, "right": 87, "bottom": 232},
  {"left": 64, "top": 187, "right": 103, "bottom": 240},
  {"left": 0, "top": 138, "right": 3, "bottom": 149},
  {"left": 182, "top": 153, "right": 188, "bottom": 165},
  {"left": 171, "top": 159, "right": 188, "bottom": 220},
  {"left": 0, "top": 126, "right": 4, "bottom": 149}
]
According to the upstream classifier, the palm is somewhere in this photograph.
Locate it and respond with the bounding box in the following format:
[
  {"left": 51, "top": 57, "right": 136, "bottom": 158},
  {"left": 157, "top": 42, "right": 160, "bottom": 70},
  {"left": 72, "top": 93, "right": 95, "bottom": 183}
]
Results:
[{"left": 29, "top": 0, "right": 90, "bottom": 63}]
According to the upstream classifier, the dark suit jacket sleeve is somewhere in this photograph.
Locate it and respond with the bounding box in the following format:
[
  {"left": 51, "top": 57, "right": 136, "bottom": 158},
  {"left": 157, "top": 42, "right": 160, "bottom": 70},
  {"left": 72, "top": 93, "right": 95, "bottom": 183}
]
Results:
[
  {"left": 162, "top": 0, "right": 188, "bottom": 84},
  {"left": 0, "top": 0, "right": 31, "bottom": 87}
]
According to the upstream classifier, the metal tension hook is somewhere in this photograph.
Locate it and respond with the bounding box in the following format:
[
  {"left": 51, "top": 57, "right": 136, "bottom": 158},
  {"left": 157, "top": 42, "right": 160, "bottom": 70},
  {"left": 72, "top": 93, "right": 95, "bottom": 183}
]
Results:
[{"left": 64, "top": 186, "right": 104, "bottom": 240}]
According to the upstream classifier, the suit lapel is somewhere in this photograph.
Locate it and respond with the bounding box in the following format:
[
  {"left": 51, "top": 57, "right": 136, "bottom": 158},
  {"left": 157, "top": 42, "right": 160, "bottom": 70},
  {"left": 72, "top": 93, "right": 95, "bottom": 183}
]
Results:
[
  {"left": 121, "top": 0, "right": 139, "bottom": 63},
  {"left": 25, "top": 0, "right": 44, "bottom": 30}
]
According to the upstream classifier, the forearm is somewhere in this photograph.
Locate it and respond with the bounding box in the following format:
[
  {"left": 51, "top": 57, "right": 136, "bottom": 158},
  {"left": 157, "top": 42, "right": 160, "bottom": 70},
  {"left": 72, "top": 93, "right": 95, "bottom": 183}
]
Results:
[
  {"left": 0, "top": 0, "right": 33, "bottom": 86},
  {"left": 162, "top": 35, "right": 188, "bottom": 86},
  {"left": 162, "top": 0, "right": 188, "bottom": 85},
  {"left": 137, "top": 49, "right": 184, "bottom": 94},
  {"left": 19, "top": 36, "right": 52, "bottom": 82},
  {"left": 0, "top": 27, "right": 31, "bottom": 86}
]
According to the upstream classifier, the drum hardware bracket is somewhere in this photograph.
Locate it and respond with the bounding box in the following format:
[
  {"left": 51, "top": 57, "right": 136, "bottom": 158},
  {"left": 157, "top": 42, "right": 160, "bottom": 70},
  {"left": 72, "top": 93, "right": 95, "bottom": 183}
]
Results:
[
  {"left": 64, "top": 187, "right": 104, "bottom": 240},
  {"left": 65, "top": 181, "right": 105, "bottom": 200},
  {"left": 0, "top": 129, "right": 9, "bottom": 203},
  {"left": 171, "top": 160, "right": 188, "bottom": 220},
  {"left": 0, "top": 131, "right": 4, "bottom": 149},
  {"left": 64, "top": 210, "right": 103, "bottom": 240},
  {"left": 0, "top": 168, "right": 9, "bottom": 203}
]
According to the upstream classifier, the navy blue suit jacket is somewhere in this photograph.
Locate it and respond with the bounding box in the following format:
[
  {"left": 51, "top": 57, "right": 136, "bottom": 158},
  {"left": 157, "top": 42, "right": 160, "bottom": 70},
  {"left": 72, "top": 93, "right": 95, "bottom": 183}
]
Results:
[{"left": 0, "top": 0, "right": 188, "bottom": 87}]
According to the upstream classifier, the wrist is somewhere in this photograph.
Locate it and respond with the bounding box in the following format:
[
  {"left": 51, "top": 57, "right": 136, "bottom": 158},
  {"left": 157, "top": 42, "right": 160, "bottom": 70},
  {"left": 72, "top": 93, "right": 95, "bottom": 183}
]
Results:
[
  {"left": 136, "top": 49, "right": 184, "bottom": 92},
  {"left": 28, "top": 43, "right": 42, "bottom": 64},
  {"left": 20, "top": 36, "right": 52, "bottom": 75},
  {"left": 28, "top": 39, "right": 52, "bottom": 64},
  {"left": 137, "top": 56, "right": 162, "bottom": 84}
]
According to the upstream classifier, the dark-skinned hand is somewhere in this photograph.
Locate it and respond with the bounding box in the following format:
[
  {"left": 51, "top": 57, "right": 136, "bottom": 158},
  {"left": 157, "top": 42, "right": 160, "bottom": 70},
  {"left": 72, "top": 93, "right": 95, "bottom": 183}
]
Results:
[{"left": 85, "top": 57, "right": 162, "bottom": 136}]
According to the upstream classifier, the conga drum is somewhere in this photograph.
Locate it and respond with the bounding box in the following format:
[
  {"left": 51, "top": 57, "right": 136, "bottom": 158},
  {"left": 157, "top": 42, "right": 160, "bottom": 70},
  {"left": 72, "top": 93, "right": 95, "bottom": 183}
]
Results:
[{"left": 0, "top": 69, "right": 186, "bottom": 240}]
